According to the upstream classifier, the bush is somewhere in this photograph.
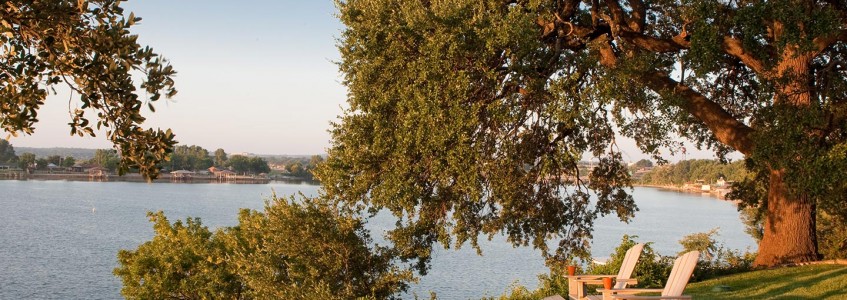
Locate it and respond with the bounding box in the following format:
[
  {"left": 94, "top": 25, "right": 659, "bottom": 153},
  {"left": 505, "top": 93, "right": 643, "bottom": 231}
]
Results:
[
  {"left": 818, "top": 212, "right": 847, "bottom": 259},
  {"left": 115, "top": 195, "right": 415, "bottom": 299},
  {"left": 224, "top": 194, "right": 414, "bottom": 299},
  {"left": 586, "top": 235, "right": 672, "bottom": 288},
  {"left": 678, "top": 229, "right": 755, "bottom": 281},
  {"left": 114, "top": 212, "right": 245, "bottom": 299}
]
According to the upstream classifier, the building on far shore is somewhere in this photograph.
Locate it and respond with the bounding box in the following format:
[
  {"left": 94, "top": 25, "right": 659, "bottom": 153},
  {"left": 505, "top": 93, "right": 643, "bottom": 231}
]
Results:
[
  {"left": 88, "top": 167, "right": 109, "bottom": 179},
  {"left": 170, "top": 170, "right": 195, "bottom": 180}
]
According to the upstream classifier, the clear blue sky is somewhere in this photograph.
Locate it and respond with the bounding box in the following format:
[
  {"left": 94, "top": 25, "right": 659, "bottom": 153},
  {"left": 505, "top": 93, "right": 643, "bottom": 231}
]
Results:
[
  {"left": 9, "top": 0, "right": 727, "bottom": 161},
  {"left": 12, "top": 0, "right": 345, "bottom": 155}
]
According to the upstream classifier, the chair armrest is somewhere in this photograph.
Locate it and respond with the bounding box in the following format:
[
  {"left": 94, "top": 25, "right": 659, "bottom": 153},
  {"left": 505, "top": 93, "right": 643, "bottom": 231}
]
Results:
[
  {"left": 578, "top": 278, "right": 639, "bottom": 286},
  {"left": 570, "top": 274, "right": 617, "bottom": 285},
  {"left": 611, "top": 296, "right": 691, "bottom": 300},
  {"left": 597, "top": 288, "right": 665, "bottom": 295},
  {"left": 568, "top": 276, "right": 637, "bottom": 284},
  {"left": 565, "top": 275, "right": 617, "bottom": 280}
]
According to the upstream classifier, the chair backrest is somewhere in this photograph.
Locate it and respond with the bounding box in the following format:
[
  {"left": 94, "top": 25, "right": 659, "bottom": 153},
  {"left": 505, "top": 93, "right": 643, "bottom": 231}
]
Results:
[
  {"left": 661, "top": 251, "right": 700, "bottom": 296},
  {"left": 614, "top": 243, "right": 645, "bottom": 289}
]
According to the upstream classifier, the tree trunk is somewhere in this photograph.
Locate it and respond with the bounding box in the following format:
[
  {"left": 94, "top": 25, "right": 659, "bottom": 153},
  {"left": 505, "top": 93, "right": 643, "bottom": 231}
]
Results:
[
  {"left": 752, "top": 47, "right": 821, "bottom": 267},
  {"left": 754, "top": 169, "right": 819, "bottom": 267}
]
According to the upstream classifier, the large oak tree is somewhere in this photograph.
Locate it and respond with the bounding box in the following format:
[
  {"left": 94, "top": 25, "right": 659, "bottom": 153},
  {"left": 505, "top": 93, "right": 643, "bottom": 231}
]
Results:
[
  {"left": 1, "top": 0, "right": 176, "bottom": 178},
  {"left": 323, "top": 0, "right": 847, "bottom": 269}
]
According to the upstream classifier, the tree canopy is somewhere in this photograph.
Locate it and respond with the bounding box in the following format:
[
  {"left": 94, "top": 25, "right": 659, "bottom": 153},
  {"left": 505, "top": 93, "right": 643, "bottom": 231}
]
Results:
[
  {"left": 1, "top": 0, "right": 177, "bottom": 178},
  {"left": 213, "top": 148, "right": 227, "bottom": 167},
  {"left": 17, "top": 152, "right": 34, "bottom": 169},
  {"left": 639, "top": 159, "right": 747, "bottom": 185},
  {"left": 0, "top": 139, "right": 16, "bottom": 164},
  {"left": 90, "top": 148, "right": 120, "bottom": 171},
  {"left": 169, "top": 145, "right": 213, "bottom": 171},
  {"left": 324, "top": 0, "right": 847, "bottom": 268},
  {"left": 227, "top": 155, "right": 270, "bottom": 175}
]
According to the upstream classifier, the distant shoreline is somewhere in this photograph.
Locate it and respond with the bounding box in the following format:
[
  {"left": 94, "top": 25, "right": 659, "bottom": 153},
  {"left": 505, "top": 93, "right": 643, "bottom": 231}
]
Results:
[
  {"left": 1, "top": 170, "right": 730, "bottom": 194},
  {"left": 0, "top": 171, "right": 277, "bottom": 184},
  {"left": 634, "top": 183, "right": 739, "bottom": 203}
]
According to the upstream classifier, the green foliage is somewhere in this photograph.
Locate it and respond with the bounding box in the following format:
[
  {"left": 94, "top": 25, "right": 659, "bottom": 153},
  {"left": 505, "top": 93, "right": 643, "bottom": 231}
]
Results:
[
  {"left": 639, "top": 159, "right": 747, "bottom": 186},
  {"left": 325, "top": 0, "right": 637, "bottom": 272},
  {"left": 329, "top": 0, "right": 847, "bottom": 268},
  {"left": 61, "top": 156, "right": 76, "bottom": 167},
  {"left": 679, "top": 228, "right": 720, "bottom": 260},
  {"left": 0, "top": 139, "right": 17, "bottom": 165},
  {"left": 0, "top": 0, "right": 177, "bottom": 179},
  {"left": 226, "top": 155, "right": 270, "bottom": 175},
  {"left": 35, "top": 157, "right": 48, "bottom": 170},
  {"left": 279, "top": 155, "right": 323, "bottom": 180},
  {"left": 739, "top": 206, "right": 764, "bottom": 243},
  {"left": 115, "top": 196, "right": 414, "bottom": 300},
  {"left": 225, "top": 195, "right": 414, "bottom": 299},
  {"left": 214, "top": 148, "right": 228, "bottom": 167},
  {"left": 817, "top": 212, "right": 847, "bottom": 260},
  {"left": 480, "top": 275, "right": 570, "bottom": 300},
  {"left": 169, "top": 145, "right": 213, "bottom": 171},
  {"left": 632, "top": 159, "right": 653, "bottom": 169},
  {"left": 586, "top": 235, "right": 671, "bottom": 288},
  {"left": 17, "top": 152, "right": 34, "bottom": 169},
  {"left": 114, "top": 211, "right": 244, "bottom": 300},
  {"left": 679, "top": 229, "right": 756, "bottom": 281},
  {"left": 288, "top": 162, "right": 303, "bottom": 176},
  {"left": 89, "top": 149, "right": 120, "bottom": 171}
]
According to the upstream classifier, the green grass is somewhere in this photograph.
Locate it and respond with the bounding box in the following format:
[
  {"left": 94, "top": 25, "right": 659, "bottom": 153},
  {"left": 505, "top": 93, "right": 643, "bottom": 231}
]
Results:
[
  {"left": 486, "top": 264, "right": 847, "bottom": 300},
  {"left": 685, "top": 264, "right": 847, "bottom": 299}
]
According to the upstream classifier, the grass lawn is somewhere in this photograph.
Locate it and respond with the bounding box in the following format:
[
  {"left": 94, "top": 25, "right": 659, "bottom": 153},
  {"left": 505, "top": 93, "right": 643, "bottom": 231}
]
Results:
[{"left": 685, "top": 264, "right": 847, "bottom": 299}]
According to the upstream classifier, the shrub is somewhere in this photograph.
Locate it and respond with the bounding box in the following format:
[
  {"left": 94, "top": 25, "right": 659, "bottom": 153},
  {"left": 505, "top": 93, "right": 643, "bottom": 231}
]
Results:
[
  {"left": 586, "top": 235, "right": 672, "bottom": 288},
  {"left": 115, "top": 195, "right": 415, "bottom": 299},
  {"left": 818, "top": 212, "right": 847, "bottom": 259},
  {"left": 114, "top": 212, "right": 245, "bottom": 299},
  {"left": 223, "top": 195, "right": 414, "bottom": 299},
  {"left": 678, "top": 229, "right": 755, "bottom": 281}
]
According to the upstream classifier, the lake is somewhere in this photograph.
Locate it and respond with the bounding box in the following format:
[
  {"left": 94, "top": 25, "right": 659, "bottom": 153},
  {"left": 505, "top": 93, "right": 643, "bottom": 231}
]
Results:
[{"left": 0, "top": 180, "right": 756, "bottom": 299}]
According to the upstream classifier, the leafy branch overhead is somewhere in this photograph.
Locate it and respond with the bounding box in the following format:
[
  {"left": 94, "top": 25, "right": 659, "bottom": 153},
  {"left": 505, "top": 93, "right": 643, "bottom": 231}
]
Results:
[
  {"left": 325, "top": 0, "right": 847, "bottom": 270},
  {"left": 0, "top": 0, "right": 177, "bottom": 179}
]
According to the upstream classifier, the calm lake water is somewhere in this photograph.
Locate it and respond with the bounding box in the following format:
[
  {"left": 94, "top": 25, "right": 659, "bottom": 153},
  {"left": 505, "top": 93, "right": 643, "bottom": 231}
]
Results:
[{"left": 0, "top": 180, "right": 756, "bottom": 299}]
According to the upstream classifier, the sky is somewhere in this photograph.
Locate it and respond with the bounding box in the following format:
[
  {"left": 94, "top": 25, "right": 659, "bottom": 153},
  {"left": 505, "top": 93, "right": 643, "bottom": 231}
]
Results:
[
  {"left": 12, "top": 0, "right": 345, "bottom": 156},
  {"left": 8, "top": 0, "right": 730, "bottom": 162}
]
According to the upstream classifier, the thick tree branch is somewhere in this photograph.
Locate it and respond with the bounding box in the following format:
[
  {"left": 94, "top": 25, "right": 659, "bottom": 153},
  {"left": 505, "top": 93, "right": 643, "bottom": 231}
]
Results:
[
  {"left": 559, "top": 0, "right": 581, "bottom": 19},
  {"left": 597, "top": 36, "right": 618, "bottom": 67},
  {"left": 618, "top": 31, "right": 689, "bottom": 52},
  {"left": 813, "top": 29, "right": 847, "bottom": 53},
  {"left": 603, "top": 0, "right": 627, "bottom": 28},
  {"left": 591, "top": 0, "right": 601, "bottom": 26},
  {"left": 640, "top": 72, "right": 756, "bottom": 154},
  {"left": 723, "top": 36, "right": 769, "bottom": 76},
  {"left": 628, "top": 0, "right": 647, "bottom": 32}
]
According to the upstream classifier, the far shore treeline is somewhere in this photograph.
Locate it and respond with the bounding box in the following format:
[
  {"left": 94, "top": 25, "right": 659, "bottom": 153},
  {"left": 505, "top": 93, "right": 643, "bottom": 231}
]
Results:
[
  {"left": 0, "top": 140, "right": 323, "bottom": 181},
  {"left": 631, "top": 159, "right": 747, "bottom": 186},
  {"left": 0, "top": 139, "right": 749, "bottom": 185}
]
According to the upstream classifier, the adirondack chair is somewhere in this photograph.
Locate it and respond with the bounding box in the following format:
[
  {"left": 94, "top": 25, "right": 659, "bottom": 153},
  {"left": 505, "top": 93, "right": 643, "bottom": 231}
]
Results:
[
  {"left": 541, "top": 243, "right": 645, "bottom": 300},
  {"left": 591, "top": 250, "right": 700, "bottom": 300}
]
